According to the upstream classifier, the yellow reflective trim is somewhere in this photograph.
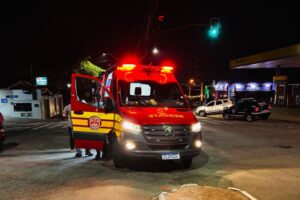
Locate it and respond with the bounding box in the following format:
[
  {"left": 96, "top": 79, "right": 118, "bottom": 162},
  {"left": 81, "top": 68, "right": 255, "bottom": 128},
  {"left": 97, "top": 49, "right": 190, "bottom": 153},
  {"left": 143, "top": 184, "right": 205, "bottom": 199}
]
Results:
[
  {"left": 73, "top": 126, "right": 111, "bottom": 134},
  {"left": 114, "top": 114, "right": 122, "bottom": 122},
  {"left": 71, "top": 111, "right": 115, "bottom": 120},
  {"left": 101, "top": 121, "right": 114, "bottom": 127},
  {"left": 115, "top": 130, "right": 121, "bottom": 137},
  {"left": 114, "top": 122, "right": 122, "bottom": 132},
  {"left": 72, "top": 119, "right": 88, "bottom": 126}
]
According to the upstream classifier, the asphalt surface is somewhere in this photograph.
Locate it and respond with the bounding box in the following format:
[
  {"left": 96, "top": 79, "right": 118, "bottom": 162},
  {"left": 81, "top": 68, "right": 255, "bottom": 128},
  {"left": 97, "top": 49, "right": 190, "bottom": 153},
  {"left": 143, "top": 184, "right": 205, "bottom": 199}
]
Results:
[{"left": 0, "top": 106, "right": 300, "bottom": 200}]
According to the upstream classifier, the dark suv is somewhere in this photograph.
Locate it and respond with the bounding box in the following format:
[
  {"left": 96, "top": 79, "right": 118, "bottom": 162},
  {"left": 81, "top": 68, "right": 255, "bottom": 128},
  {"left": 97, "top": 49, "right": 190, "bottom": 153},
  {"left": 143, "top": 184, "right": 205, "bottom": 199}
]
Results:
[{"left": 222, "top": 98, "right": 271, "bottom": 122}]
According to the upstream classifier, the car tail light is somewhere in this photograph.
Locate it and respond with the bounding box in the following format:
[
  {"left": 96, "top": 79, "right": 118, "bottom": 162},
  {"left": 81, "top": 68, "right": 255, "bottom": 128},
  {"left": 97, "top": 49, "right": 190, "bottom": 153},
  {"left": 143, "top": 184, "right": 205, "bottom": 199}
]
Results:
[{"left": 254, "top": 107, "right": 260, "bottom": 112}]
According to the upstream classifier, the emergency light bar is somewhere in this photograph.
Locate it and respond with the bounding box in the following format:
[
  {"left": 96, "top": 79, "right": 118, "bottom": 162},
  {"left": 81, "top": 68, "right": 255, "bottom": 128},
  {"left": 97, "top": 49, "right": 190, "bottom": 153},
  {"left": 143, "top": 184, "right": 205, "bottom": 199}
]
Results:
[
  {"left": 117, "top": 64, "right": 136, "bottom": 71},
  {"left": 161, "top": 66, "right": 173, "bottom": 73}
]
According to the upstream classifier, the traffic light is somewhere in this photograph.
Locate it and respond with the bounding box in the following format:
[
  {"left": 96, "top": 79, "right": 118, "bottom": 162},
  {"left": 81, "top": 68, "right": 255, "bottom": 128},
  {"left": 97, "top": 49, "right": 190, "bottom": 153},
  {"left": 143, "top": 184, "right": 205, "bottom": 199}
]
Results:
[{"left": 208, "top": 18, "right": 221, "bottom": 39}]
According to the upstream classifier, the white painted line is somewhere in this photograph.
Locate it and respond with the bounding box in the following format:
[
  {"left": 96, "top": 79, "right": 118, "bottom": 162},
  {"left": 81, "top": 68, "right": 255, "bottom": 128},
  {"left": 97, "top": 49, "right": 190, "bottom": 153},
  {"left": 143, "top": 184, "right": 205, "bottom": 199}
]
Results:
[
  {"left": 200, "top": 119, "right": 220, "bottom": 124},
  {"left": 32, "top": 124, "right": 51, "bottom": 130},
  {"left": 48, "top": 124, "right": 63, "bottom": 129},
  {"left": 211, "top": 120, "right": 233, "bottom": 124},
  {"left": 228, "top": 187, "right": 257, "bottom": 200}
]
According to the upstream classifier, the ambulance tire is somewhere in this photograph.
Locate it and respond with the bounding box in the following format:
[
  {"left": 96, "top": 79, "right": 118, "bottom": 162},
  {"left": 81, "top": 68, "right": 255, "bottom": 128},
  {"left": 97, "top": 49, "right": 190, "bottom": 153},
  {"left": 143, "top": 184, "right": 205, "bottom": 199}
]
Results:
[
  {"left": 181, "top": 156, "right": 193, "bottom": 169},
  {"left": 113, "top": 138, "right": 125, "bottom": 168}
]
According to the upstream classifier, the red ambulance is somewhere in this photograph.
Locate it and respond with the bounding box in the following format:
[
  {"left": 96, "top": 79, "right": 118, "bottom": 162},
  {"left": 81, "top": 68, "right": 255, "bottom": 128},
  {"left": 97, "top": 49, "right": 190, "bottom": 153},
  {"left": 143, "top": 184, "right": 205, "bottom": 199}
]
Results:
[{"left": 70, "top": 63, "right": 202, "bottom": 168}]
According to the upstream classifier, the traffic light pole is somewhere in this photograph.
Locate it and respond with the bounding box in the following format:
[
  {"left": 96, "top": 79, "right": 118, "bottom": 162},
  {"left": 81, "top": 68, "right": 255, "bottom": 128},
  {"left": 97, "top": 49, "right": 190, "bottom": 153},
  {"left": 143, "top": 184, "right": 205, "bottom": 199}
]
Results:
[{"left": 149, "top": 23, "right": 209, "bottom": 38}]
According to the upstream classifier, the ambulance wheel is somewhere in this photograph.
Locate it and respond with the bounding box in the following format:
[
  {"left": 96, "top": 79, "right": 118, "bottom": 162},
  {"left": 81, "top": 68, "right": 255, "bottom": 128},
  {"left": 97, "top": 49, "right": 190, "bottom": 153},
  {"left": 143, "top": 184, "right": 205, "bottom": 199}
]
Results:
[
  {"left": 113, "top": 138, "right": 124, "bottom": 168},
  {"left": 181, "top": 156, "right": 193, "bottom": 168}
]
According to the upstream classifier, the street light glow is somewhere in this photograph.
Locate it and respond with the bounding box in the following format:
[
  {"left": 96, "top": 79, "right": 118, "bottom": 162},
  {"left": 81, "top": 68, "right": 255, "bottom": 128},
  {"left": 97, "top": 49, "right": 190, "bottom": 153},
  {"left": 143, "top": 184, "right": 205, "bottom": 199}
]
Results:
[
  {"left": 152, "top": 47, "right": 159, "bottom": 55},
  {"left": 189, "top": 78, "right": 194, "bottom": 85}
]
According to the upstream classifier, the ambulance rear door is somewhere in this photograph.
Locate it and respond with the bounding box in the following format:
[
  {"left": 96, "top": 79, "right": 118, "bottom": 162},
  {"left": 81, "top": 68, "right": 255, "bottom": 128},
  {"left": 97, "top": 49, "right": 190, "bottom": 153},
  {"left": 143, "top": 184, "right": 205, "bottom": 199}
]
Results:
[{"left": 70, "top": 73, "right": 115, "bottom": 150}]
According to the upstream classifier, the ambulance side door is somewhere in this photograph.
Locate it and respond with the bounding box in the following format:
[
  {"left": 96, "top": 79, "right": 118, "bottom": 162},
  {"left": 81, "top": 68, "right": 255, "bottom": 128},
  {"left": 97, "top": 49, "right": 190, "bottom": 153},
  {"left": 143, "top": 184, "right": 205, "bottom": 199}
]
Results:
[{"left": 70, "top": 73, "right": 115, "bottom": 150}]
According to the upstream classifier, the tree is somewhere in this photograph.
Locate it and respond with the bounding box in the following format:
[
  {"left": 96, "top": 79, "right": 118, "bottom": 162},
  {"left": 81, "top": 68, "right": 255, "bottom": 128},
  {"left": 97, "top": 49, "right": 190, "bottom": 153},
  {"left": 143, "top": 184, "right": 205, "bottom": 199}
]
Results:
[{"left": 75, "top": 58, "right": 105, "bottom": 76}]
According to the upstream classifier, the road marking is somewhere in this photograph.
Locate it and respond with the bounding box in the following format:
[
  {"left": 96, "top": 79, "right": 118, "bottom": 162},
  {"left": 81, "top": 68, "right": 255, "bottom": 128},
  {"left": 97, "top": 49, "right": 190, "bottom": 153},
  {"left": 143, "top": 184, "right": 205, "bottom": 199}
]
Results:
[
  {"left": 32, "top": 124, "right": 51, "bottom": 130},
  {"left": 211, "top": 120, "right": 233, "bottom": 124},
  {"left": 200, "top": 119, "right": 220, "bottom": 124},
  {"left": 48, "top": 124, "right": 63, "bottom": 129}
]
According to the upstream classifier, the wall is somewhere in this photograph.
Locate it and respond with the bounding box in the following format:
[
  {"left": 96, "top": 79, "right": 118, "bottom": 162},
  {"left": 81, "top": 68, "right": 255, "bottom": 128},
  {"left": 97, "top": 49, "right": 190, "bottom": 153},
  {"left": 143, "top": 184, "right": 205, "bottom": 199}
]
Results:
[{"left": 0, "top": 89, "right": 42, "bottom": 119}]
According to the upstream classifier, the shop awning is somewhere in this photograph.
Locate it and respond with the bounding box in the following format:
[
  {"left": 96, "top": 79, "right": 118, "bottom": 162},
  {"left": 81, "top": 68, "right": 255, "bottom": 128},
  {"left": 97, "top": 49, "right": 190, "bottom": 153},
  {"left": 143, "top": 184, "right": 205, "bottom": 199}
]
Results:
[{"left": 230, "top": 43, "right": 300, "bottom": 69}]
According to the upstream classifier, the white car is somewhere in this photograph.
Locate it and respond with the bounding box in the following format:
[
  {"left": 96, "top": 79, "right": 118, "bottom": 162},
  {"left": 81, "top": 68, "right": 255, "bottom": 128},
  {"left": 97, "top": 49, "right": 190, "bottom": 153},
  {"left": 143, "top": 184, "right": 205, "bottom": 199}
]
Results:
[{"left": 195, "top": 99, "right": 233, "bottom": 117}]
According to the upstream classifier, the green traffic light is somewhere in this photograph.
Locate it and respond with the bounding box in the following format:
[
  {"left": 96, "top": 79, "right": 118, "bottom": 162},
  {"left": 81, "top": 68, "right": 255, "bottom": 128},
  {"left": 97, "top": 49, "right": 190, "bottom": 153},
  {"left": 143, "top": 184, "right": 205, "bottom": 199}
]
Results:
[{"left": 208, "top": 23, "right": 221, "bottom": 39}]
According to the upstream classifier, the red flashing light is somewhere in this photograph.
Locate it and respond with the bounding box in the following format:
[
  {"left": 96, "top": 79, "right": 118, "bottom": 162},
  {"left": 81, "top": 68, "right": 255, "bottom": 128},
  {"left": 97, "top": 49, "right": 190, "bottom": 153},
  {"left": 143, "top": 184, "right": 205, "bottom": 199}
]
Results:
[
  {"left": 118, "top": 64, "right": 136, "bottom": 71},
  {"left": 161, "top": 66, "right": 173, "bottom": 73},
  {"left": 158, "top": 15, "right": 165, "bottom": 22}
]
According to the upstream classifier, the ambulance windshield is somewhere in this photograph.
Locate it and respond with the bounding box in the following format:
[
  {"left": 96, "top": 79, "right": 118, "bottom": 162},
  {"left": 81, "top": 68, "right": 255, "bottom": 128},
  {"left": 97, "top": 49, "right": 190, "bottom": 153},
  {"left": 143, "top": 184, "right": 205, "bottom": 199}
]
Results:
[{"left": 118, "top": 80, "right": 188, "bottom": 108}]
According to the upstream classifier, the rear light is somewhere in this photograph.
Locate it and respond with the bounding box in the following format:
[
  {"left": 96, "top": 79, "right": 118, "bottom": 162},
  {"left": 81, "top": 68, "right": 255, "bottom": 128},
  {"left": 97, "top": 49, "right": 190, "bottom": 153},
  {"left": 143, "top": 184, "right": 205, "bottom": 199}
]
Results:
[
  {"left": 161, "top": 66, "right": 173, "bottom": 73},
  {"left": 268, "top": 105, "right": 272, "bottom": 110},
  {"left": 117, "top": 64, "right": 136, "bottom": 71},
  {"left": 254, "top": 107, "right": 260, "bottom": 112}
]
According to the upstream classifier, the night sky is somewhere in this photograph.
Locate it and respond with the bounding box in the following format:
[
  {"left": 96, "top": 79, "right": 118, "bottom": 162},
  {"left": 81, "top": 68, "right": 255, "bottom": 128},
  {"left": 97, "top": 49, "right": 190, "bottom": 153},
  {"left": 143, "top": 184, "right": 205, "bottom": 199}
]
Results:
[{"left": 1, "top": 1, "right": 300, "bottom": 92}]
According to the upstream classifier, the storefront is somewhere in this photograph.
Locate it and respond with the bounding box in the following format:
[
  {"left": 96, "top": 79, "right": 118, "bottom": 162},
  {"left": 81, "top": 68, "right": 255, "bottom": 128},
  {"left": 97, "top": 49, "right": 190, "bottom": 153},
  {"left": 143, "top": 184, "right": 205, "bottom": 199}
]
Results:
[
  {"left": 230, "top": 43, "right": 300, "bottom": 107},
  {"left": 213, "top": 81, "right": 275, "bottom": 103}
]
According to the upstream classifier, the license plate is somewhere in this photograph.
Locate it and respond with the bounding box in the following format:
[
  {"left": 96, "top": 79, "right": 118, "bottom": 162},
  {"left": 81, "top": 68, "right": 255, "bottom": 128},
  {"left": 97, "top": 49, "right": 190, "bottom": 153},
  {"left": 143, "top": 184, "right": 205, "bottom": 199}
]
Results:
[{"left": 161, "top": 153, "right": 180, "bottom": 160}]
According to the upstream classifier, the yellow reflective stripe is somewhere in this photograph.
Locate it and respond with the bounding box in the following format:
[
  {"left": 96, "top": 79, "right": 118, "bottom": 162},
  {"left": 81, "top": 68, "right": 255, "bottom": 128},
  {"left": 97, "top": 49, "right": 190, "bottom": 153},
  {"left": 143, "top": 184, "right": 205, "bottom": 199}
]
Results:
[
  {"left": 72, "top": 119, "right": 88, "bottom": 126},
  {"left": 71, "top": 111, "right": 115, "bottom": 120},
  {"left": 114, "top": 122, "right": 122, "bottom": 132},
  {"left": 115, "top": 130, "right": 121, "bottom": 137},
  {"left": 73, "top": 126, "right": 111, "bottom": 134},
  {"left": 114, "top": 114, "right": 122, "bottom": 122},
  {"left": 102, "top": 121, "right": 114, "bottom": 127}
]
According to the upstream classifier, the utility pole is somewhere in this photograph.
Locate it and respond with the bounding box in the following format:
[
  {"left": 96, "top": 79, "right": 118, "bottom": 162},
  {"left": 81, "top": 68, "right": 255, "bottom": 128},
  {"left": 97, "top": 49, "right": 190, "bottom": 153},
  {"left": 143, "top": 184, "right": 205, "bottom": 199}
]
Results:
[{"left": 29, "top": 59, "right": 37, "bottom": 100}]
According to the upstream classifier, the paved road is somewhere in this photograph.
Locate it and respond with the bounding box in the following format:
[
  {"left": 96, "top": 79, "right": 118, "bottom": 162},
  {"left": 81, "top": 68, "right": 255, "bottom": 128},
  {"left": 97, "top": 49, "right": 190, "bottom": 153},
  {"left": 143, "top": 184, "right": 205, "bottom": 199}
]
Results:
[{"left": 0, "top": 117, "right": 300, "bottom": 200}]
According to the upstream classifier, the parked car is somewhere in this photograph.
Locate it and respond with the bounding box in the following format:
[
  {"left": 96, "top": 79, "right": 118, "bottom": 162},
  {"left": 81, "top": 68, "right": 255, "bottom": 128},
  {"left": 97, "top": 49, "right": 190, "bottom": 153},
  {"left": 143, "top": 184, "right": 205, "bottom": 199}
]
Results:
[
  {"left": 222, "top": 98, "right": 271, "bottom": 122},
  {"left": 0, "top": 112, "right": 5, "bottom": 147},
  {"left": 195, "top": 99, "right": 233, "bottom": 117}
]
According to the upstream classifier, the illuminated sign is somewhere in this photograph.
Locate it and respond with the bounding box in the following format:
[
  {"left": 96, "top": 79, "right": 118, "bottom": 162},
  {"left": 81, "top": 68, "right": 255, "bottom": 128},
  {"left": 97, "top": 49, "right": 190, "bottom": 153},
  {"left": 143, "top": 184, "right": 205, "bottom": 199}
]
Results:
[
  {"left": 214, "top": 81, "right": 229, "bottom": 91},
  {"left": 36, "top": 77, "right": 48, "bottom": 86},
  {"left": 246, "top": 82, "right": 261, "bottom": 91}
]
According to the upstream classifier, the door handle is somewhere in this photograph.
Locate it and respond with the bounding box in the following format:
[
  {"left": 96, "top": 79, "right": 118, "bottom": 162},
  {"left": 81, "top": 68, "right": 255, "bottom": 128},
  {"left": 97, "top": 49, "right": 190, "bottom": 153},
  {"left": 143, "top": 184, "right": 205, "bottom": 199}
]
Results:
[{"left": 74, "top": 110, "right": 84, "bottom": 115}]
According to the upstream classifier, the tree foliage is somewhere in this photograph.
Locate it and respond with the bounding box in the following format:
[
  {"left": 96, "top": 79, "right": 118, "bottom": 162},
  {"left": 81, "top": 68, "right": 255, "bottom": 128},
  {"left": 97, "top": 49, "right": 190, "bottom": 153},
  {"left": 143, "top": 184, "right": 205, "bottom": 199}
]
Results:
[{"left": 76, "top": 59, "right": 105, "bottom": 76}]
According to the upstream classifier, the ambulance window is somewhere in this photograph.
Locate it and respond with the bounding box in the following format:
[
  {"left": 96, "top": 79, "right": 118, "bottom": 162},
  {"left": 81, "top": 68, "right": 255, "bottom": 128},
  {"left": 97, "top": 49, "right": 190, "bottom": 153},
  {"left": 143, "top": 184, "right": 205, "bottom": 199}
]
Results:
[
  {"left": 76, "top": 77, "right": 101, "bottom": 107},
  {"left": 130, "top": 83, "right": 151, "bottom": 96},
  {"left": 104, "top": 72, "right": 113, "bottom": 97}
]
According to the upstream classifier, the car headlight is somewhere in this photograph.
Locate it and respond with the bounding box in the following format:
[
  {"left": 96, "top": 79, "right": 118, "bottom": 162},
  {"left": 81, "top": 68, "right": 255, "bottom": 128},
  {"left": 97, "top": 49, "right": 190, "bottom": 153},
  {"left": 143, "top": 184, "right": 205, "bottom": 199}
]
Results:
[
  {"left": 191, "top": 122, "right": 201, "bottom": 132},
  {"left": 122, "top": 121, "right": 142, "bottom": 133}
]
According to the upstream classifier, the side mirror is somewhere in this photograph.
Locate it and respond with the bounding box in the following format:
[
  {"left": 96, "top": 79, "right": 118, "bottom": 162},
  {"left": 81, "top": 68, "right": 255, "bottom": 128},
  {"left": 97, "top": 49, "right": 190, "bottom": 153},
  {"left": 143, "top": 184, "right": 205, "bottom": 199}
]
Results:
[{"left": 104, "top": 98, "right": 114, "bottom": 113}]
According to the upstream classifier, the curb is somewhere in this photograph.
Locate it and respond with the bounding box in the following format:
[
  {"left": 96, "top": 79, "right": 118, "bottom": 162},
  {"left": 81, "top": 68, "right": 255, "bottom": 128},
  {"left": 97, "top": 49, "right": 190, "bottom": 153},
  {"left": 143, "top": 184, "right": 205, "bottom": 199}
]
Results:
[{"left": 153, "top": 184, "right": 257, "bottom": 200}]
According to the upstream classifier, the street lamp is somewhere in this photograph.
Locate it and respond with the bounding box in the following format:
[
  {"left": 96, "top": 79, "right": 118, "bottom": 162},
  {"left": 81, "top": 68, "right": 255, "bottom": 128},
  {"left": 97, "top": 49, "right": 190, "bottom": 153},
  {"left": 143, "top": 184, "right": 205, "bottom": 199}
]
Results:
[
  {"left": 139, "top": 47, "right": 160, "bottom": 63},
  {"left": 152, "top": 47, "right": 159, "bottom": 55},
  {"left": 188, "top": 78, "right": 194, "bottom": 97}
]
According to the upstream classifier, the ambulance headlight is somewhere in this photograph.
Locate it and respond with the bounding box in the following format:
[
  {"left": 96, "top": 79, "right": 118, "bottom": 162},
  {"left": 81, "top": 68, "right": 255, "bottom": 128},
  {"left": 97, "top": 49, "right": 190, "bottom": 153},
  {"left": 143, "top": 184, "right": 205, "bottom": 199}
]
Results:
[
  {"left": 125, "top": 141, "right": 136, "bottom": 150},
  {"left": 194, "top": 140, "right": 202, "bottom": 148},
  {"left": 191, "top": 122, "right": 201, "bottom": 132},
  {"left": 122, "top": 121, "right": 142, "bottom": 133}
]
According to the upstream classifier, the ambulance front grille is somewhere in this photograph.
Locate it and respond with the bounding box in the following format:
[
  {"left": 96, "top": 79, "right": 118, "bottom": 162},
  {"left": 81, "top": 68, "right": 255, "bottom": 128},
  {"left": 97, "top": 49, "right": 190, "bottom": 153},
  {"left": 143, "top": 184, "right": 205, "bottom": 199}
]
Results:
[{"left": 142, "top": 125, "right": 191, "bottom": 144}]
